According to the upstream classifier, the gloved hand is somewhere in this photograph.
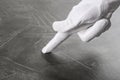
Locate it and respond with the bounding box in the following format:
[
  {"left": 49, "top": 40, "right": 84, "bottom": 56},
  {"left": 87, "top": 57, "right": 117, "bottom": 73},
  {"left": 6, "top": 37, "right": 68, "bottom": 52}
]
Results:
[{"left": 42, "top": 0, "right": 120, "bottom": 54}]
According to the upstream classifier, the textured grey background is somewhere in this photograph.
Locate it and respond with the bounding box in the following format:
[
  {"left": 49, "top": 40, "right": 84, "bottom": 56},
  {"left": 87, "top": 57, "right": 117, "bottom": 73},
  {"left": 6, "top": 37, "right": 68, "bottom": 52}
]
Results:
[{"left": 0, "top": 0, "right": 120, "bottom": 80}]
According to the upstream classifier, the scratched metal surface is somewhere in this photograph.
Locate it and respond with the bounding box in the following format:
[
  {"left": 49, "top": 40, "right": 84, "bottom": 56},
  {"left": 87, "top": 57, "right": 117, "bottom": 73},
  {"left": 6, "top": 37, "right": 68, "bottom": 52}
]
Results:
[{"left": 0, "top": 0, "right": 120, "bottom": 80}]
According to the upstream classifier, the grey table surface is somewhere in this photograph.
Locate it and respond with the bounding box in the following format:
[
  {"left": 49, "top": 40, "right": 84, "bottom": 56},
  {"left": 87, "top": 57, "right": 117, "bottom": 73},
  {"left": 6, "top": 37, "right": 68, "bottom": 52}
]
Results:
[{"left": 0, "top": 0, "right": 120, "bottom": 80}]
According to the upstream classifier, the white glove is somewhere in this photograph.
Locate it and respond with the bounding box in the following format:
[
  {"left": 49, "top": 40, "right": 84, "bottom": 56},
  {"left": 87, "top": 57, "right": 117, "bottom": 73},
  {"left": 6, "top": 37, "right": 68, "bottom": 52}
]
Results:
[{"left": 42, "top": 0, "right": 120, "bottom": 53}]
